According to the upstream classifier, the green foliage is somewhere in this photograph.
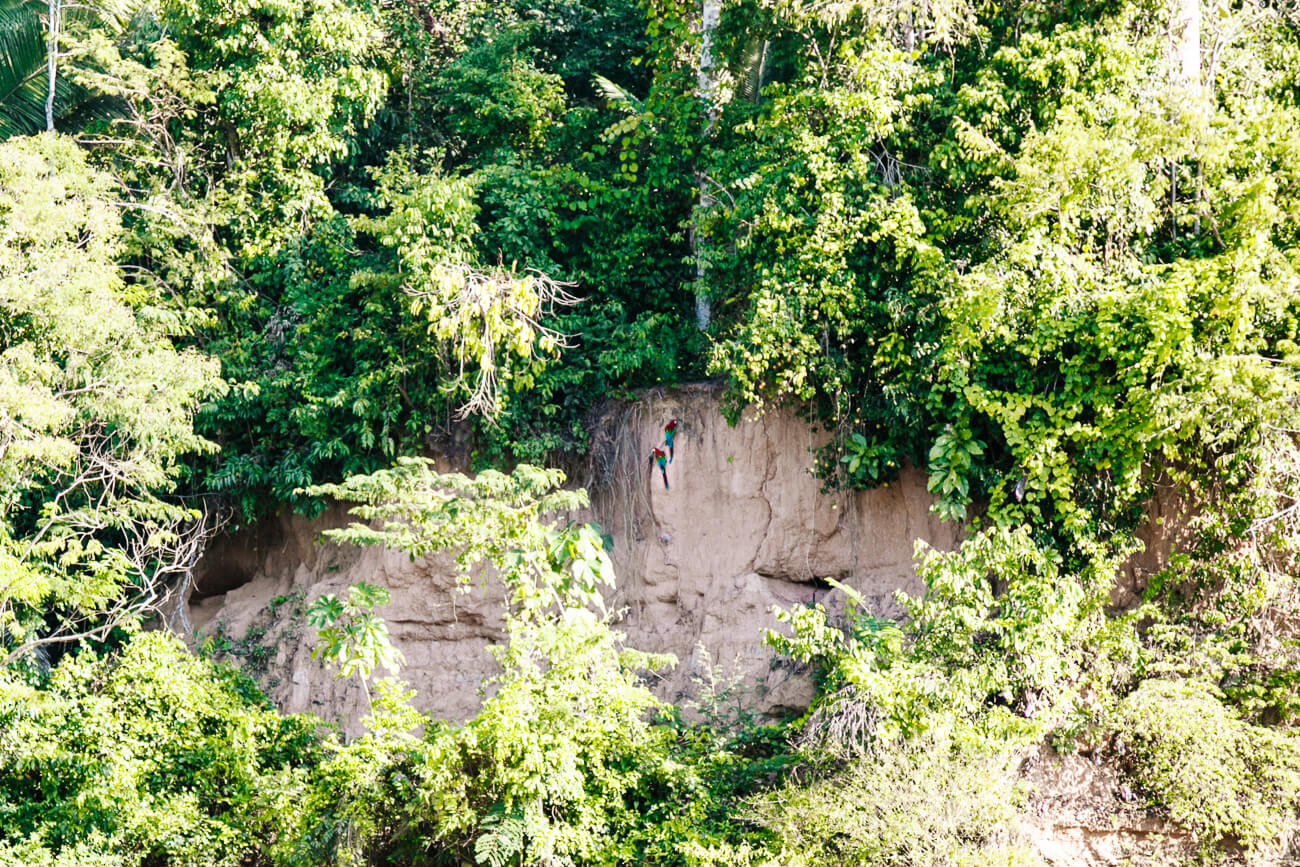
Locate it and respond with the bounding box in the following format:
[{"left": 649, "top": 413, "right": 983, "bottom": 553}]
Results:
[
  {"left": 0, "top": 134, "right": 221, "bottom": 663},
  {"left": 129, "top": 0, "right": 705, "bottom": 506},
  {"left": 703, "top": 18, "right": 944, "bottom": 449},
  {"left": 610, "top": 652, "right": 797, "bottom": 865},
  {"left": 7, "top": 1, "right": 1300, "bottom": 864},
  {"left": 306, "top": 581, "right": 404, "bottom": 684},
  {"left": 905, "top": 528, "right": 1107, "bottom": 712},
  {"left": 391, "top": 0, "right": 700, "bottom": 464},
  {"left": 438, "top": 597, "right": 670, "bottom": 864},
  {"left": 300, "top": 458, "right": 674, "bottom": 865},
  {"left": 753, "top": 528, "right": 1132, "bottom": 863},
  {"left": 839, "top": 431, "right": 900, "bottom": 488},
  {"left": 702, "top": 0, "right": 1300, "bottom": 558},
  {"left": 355, "top": 156, "right": 579, "bottom": 418},
  {"left": 421, "top": 24, "right": 566, "bottom": 158},
  {"left": 689, "top": 13, "right": 1300, "bottom": 856},
  {"left": 768, "top": 528, "right": 1124, "bottom": 753},
  {"left": 767, "top": 518, "right": 1299, "bottom": 859},
  {"left": 305, "top": 459, "right": 611, "bottom": 611},
  {"left": 0, "top": 631, "right": 322, "bottom": 866},
  {"left": 1116, "top": 679, "right": 1300, "bottom": 855},
  {"left": 926, "top": 428, "right": 985, "bottom": 522},
  {"left": 767, "top": 577, "right": 904, "bottom": 698},
  {"left": 195, "top": 215, "right": 449, "bottom": 515},
  {"left": 71, "top": 0, "right": 387, "bottom": 263},
  {"left": 740, "top": 736, "right": 1040, "bottom": 867},
  {"left": 50, "top": 0, "right": 410, "bottom": 521}
]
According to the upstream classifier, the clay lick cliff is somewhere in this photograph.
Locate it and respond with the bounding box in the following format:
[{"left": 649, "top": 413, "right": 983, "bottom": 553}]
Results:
[
  {"left": 185, "top": 384, "right": 1201, "bottom": 865},
  {"left": 185, "top": 384, "right": 959, "bottom": 729}
]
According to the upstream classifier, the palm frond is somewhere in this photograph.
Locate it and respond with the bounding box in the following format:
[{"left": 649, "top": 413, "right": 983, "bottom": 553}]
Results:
[
  {"left": 737, "top": 36, "right": 767, "bottom": 105},
  {"left": 0, "top": 0, "right": 51, "bottom": 136},
  {"left": 0, "top": 0, "right": 138, "bottom": 137},
  {"left": 87, "top": 0, "right": 146, "bottom": 30},
  {"left": 593, "top": 73, "right": 641, "bottom": 114}
]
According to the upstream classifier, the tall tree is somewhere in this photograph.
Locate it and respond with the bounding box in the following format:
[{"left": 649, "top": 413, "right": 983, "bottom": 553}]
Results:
[
  {"left": 0, "top": 134, "right": 221, "bottom": 665},
  {"left": 692, "top": 0, "right": 720, "bottom": 330},
  {"left": 70, "top": 0, "right": 386, "bottom": 277},
  {"left": 1172, "top": 0, "right": 1200, "bottom": 89},
  {"left": 42, "top": 0, "right": 55, "bottom": 129}
]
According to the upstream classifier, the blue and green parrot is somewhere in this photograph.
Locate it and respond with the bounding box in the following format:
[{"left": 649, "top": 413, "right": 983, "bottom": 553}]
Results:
[
  {"left": 650, "top": 446, "right": 669, "bottom": 490},
  {"left": 663, "top": 418, "right": 679, "bottom": 463}
]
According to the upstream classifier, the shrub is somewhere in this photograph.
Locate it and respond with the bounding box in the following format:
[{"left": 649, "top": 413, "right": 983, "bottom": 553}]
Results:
[
  {"left": 0, "top": 632, "right": 322, "bottom": 866},
  {"left": 1117, "top": 678, "right": 1300, "bottom": 856},
  {"left": 746, "top": 736, "right": 1041, "bottom": 867}
]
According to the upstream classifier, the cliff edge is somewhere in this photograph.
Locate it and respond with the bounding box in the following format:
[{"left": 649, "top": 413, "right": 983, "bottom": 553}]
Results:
[{"left": 185, "top": 385, "right": 957, "bottom": 729}]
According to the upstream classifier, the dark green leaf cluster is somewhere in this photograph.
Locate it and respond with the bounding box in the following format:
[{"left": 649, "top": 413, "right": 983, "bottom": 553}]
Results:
[{"left": 144, "top": 0, "right": 709, "bottom": 514}]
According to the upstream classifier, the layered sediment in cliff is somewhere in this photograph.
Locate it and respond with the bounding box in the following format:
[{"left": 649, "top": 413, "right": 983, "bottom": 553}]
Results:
[
  {"left": 183, "top": 384, "right": 1214, "bottom": 865},
  {"left": 582, "top": 384, "right": 959, "bottom": 715},
  {"left": 186, "top": 384, "right": 958, "bottom": 729}
]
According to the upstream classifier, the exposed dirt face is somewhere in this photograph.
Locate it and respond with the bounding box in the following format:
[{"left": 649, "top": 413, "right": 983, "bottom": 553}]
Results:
[
  {"left": 188, "top": 501, "right": 507, "bottom": 729},
  {"left": 583, "top": 385, "right": 960, "bottom": 716},
  {"left": 185, "top": 386, "right": 1291, "bottom": 864},
  {"left": 186, "top": 385, "right": 958, "bottom": 733},
  {"left": 1019, "top": 744, "right": 1196, "bottom": 866}
]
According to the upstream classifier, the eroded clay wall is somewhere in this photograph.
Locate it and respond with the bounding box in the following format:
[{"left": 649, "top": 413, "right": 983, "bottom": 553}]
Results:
[{"left": 186, "top": 385, "right": 959, "bottom": 731}]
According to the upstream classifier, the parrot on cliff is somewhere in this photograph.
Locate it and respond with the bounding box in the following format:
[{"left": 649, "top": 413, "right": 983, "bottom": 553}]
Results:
[
  {"left": 650, "top": 446, "right": 669, "bottom": 490},
  {"left": 663, "top": 418, "right": 679, "bottom": 463}
]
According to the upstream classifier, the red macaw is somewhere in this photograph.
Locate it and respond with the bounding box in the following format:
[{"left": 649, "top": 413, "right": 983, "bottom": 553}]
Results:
[
  {"left": 650, "top": 446, "right": 669, "bottom": 490},
  {"left": 663, "top": 418, "right": 679, "bottom": 463}
]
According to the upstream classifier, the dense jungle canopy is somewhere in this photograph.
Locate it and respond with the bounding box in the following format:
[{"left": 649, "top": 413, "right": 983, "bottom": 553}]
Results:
[{"left": 2, "top": 0, "right": 1300, "bottom": 863}]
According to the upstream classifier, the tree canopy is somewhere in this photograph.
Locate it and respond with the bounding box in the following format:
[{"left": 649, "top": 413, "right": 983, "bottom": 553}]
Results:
[{"left": 2, "top": 0, "right": 1300, "bottom": 864}]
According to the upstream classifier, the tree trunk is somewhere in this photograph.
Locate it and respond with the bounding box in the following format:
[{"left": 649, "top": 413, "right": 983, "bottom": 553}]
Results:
[
  {"left": 1171, "top": 0, "right": 1200, "bottom": 91},
  {"left": 45, "top": 0, "right": 59, "bottom": 132},
  {"left": 1170, "top": 0, "right": 1202, "bottom": 237},
  {"left": 693, "top": 0, "right": 721, "bottom": 331}
]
